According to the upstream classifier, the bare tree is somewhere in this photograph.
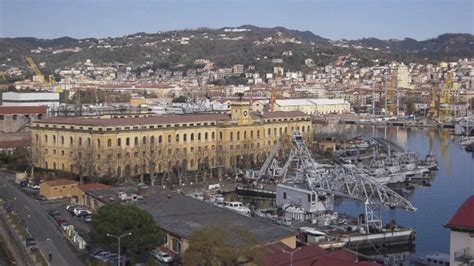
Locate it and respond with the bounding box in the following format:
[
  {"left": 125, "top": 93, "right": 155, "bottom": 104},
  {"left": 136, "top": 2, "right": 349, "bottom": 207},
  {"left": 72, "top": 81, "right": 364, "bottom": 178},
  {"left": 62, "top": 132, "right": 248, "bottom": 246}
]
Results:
[{"left": 72, "top": 145, "right": 95, "bottom": 184}]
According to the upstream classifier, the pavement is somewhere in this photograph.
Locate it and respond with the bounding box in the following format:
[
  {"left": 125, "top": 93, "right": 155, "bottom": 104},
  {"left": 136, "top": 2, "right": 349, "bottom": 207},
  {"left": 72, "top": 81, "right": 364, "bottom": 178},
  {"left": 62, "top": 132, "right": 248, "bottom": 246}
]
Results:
[{"left": 0, "top": 170, "right": 85, "bottom": 266}]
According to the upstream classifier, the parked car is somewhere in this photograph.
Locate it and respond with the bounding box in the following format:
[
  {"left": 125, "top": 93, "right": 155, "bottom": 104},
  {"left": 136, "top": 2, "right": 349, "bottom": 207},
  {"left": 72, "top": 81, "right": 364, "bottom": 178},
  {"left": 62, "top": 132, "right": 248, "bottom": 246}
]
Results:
[
  {"left": 54, "top": 216, "right": 66, "bottom": 225},
  {"left": 74, "top": 209, "right": 92, "bottom": 217},
  {"left": 66, "top": 204, "right": 78, "bottom": 213},
  {"left": 82, "top": 215, "right": 92, "bottom": 222},
  {"left": 26, "top": 237, "right": 36, "bottom": 247},
  {"left": 19, "top": 181, "right": 28, "bottom": 187},
  {"left": 152, "top": 251, "right": 173, "bottom": 263},
  {"left": 48, "top": 210, "right": 61, "bottom": 218},
  {"left": 34, "top": 194, "right": 47, "bottom": 201}
]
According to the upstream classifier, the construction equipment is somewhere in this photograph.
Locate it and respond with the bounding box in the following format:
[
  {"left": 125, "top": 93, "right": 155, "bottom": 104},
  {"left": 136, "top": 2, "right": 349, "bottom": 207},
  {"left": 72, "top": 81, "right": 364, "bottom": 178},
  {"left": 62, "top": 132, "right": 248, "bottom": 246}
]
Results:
[
  {"left": 246, "top": 141, "right": 281, "bottom": 180},
  {"left": 26, "top": 56, "right": 62, "bottom": 92},
  {"left": 281, "top": 132, "right": 416, "bottom": 212}
]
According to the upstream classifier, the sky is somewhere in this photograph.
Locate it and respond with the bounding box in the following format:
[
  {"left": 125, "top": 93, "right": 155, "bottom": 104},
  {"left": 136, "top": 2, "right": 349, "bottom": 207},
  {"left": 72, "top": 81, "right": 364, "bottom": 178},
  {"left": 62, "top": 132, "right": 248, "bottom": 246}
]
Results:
[{"left": 0, "top": 0, "right": 473, "bottom": 40}]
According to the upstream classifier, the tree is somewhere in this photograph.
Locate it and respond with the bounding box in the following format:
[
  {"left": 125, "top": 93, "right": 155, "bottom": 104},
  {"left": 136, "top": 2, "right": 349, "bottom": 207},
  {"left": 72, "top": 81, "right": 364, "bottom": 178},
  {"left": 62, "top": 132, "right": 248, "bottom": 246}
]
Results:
[
  {"left": 90, "top": 203, "right": 164, "bottom": 255},
  {"left": 183, "top": 225, "right": 265, "bottom": 266}
]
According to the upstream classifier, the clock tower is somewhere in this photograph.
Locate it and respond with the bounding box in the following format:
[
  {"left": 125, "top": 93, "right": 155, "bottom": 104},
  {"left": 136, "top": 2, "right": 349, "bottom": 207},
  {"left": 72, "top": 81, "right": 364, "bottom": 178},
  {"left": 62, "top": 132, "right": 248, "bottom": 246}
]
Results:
[{"left": 230, "top": 102, "right": 253, "bottom": 125}]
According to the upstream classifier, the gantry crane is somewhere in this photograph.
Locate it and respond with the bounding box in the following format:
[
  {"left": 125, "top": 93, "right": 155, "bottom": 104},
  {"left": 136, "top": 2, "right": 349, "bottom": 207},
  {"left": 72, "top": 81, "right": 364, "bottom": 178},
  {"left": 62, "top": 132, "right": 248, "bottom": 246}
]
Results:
[{"left": 26, "top": 56, "right": 62, "bottom": 93}]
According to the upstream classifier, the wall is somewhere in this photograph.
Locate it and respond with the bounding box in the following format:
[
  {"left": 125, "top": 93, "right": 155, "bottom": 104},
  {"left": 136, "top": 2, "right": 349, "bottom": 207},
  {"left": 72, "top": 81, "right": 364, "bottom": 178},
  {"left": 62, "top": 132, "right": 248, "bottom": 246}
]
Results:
[{"left": 449, "top": 230, "right": 474, "bottom": 265}]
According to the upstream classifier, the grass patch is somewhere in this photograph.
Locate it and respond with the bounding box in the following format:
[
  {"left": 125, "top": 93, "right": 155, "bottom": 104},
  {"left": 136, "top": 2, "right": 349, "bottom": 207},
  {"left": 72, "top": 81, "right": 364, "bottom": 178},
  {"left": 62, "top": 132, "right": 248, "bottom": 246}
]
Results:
[
  {"left": 8, "top": 213, "right": 27, "bottom": 240},
  {"left": 33, "top": 250, "right": 48, "bottom": 266}
]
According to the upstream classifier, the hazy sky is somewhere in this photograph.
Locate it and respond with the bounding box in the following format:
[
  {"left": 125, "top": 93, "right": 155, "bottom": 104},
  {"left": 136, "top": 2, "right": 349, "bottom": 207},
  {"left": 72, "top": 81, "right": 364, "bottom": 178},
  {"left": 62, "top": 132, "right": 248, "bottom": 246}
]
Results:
[{"left": 1, "top": 0, "right": 472, "bottom": 40}]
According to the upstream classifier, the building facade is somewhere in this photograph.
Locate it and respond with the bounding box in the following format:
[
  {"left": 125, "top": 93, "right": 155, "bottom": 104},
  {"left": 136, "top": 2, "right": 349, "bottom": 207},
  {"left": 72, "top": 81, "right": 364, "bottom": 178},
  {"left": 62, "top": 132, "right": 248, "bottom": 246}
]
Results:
[
  {"left": 0, "top": 106, "right": 47, "bottom": 133},
  {"left": 252, "top": 98, "right": 351, "bottom": 115},
  {"left": 2, "top": 92, "right": 60, "bottom": 109},
  {"left": 31, "top": 103, "right": 312, "bottom": 181}
]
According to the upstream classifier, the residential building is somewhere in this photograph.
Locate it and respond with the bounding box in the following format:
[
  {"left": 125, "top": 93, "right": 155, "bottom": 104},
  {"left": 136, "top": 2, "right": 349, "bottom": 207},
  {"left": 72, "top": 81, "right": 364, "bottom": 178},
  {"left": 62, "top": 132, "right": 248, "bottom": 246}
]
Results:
[
  {"left": 445, "top": 195, "right": 474, "bottom": 266},
  {"left": 31, "top": 103, "right": 312, "bottom": 180}
]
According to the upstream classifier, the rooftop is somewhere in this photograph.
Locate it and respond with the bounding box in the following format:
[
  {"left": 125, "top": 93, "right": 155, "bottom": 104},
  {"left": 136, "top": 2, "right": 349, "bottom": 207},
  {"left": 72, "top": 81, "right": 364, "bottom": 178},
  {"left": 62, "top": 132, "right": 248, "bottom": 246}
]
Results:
[
  {"left": 446, "top": 195, "right": 474, "bottom": 231},
  {"left": 135, "top": 188, "right": 295, "bottom": 243},
  {"left": 35, "top": 111, "right": 308, "bottom": 127},
  {"left": 0, "top": 139, "right": 31, "bottom": 149},
  {"left": 43, "top": 179, "right": 78, "bottom": 187},
  {"left": 265, "top": 243, "right": 380, "bottom": 266},
  {"left": 78, "top": 183, "right": 111, "bottom": 192},
  {"left": 0, "top": 106, "right": 47, "bottom": 115}
]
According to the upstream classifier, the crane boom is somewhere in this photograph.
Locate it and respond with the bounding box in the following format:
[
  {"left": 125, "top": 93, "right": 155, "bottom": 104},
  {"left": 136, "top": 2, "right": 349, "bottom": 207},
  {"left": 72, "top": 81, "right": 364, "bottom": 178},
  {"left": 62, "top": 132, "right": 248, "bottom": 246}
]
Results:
[
  {"left": 282, "top": 132, "right": 416, "bottom": 211},
  {"left": 25, "top": 57, "right": 62, "bottom": 93}
]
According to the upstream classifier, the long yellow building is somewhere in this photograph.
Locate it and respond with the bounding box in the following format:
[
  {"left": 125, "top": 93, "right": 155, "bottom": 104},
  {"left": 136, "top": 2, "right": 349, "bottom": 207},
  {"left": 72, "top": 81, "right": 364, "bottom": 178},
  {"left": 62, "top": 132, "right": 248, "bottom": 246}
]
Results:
[{"left": 31, "top": 103, "right": 312, "bottom": 182}]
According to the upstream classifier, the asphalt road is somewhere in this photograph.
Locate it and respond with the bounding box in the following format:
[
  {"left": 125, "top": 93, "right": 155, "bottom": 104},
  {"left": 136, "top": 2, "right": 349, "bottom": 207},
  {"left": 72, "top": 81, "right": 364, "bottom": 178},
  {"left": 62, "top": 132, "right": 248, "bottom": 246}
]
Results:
[{"left": 0, "top": 171, "right": 84, "bottom": 266}]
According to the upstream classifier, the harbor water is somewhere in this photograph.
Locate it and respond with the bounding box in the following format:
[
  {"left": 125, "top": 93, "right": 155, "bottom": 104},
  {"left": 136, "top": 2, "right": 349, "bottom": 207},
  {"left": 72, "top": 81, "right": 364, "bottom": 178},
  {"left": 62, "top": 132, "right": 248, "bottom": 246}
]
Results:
[{"left": 323, "top": 125, "right": 474, "bottom": 256}]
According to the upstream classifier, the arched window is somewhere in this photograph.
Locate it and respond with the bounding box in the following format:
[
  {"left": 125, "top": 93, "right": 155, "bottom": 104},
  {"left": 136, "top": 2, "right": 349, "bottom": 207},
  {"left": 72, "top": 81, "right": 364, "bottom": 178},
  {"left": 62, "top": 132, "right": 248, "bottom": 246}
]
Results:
[
  {"left": 70, "top": 136, "right": 73, "bottom": 145},
  {"left": 205, "top": 132, "right": 208, "bottom": 140},
  {"left": 78, "top": 137, "right": 82, "bottom": 146},
  {"left": 107, "top": 139, "right": 112, "bottom": 147},
  {"left": 191, "top": 133, "right": 194, "bottom": 141},
  {"left": 53, "top": 135, "right": 56, "bottom": 144},
  {"left": 126, "top": 137, "right": 130, "bottom": 146},
  {"left": 134, "top": 137, "right": 138, "bottom": 146},
  {"left": 250, "top": 131, "right": 253, "bottom": 139},
  {"left": 118, "top": 138, "right": 122, "bottom": 146},
  {"left": 230, "top": 132, "right": 233, "bottom": 141},
  {"left": 88, "top": 138, "right": 91, "bottom": 146},
  {"left": 158, "top": 136, "right": 162, "bottom": 144},
  {"left": 212, "top": 132, "right": 215, "bottom": 139},
  {"left": 268, "top": 128, "right": 271, "bottom": 136},
  {"left": 257, "top": 130, "right": 260, "bottom": 137},
  {"left": 244, "top": 131, "right": 247, "bottom": 139},
  {"left": 44, "top": 135, "right": 48, "bottom": 143},
  {"left": 237, "top": 131, "right": 240, "bottom": 141},
  {"left": 198, "top": 133, "right": 201, "bottom": 141},
  {"left": 60, "top": 136, "right": 64, "bottom": 145},
  {"left": 190, "top": 159, "right": 194, "bottom": 168},
  {"left": 183, "top": 134, "right": 187, "bottom": 142},
  {"left": 97, "top": 139, "right": 101, "bottom": 147},
  {"left": 168, "top": 134, "right": 172, "bottom": 144},
  {"left": 176, "top": 134, "right": 180, "bottom": 142},
  {"left": 143, "top": 136, "right": 147, "bottom": 144},
  {"left": 219, "top": 132, "right": 223, "bottom": 140},
  {"left": 151, "top": 136, "right": 155, "bottom": 144}
]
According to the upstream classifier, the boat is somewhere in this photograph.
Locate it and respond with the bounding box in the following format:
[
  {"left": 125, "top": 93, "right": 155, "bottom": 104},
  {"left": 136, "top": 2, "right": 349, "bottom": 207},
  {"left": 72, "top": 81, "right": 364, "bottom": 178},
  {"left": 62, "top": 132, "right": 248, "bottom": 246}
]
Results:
[
  {"left": 420, "top": 153, "right": 438, "bottom": 171},
  {"left": 224, "top": 201, "right": 251, "bottom": 216},
  {"left": 460, "top": 136, "right": 474, "bottom": 146},
  {"left": 466, "top": 143, "right": 474, "bottom": 153}
]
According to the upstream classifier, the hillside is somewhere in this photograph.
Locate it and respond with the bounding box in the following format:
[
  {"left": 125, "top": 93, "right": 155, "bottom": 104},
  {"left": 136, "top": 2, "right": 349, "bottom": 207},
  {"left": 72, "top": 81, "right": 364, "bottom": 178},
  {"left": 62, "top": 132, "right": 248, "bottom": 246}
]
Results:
[{"left": 0, "top": 26, "right": 472, "bottom": 74}]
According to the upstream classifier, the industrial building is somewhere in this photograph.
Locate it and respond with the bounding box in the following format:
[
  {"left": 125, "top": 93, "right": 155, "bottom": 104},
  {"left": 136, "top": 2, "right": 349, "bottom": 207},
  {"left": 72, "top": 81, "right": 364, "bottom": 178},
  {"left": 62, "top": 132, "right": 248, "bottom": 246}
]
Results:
[
  {"left": 2, "top": 92, "right": 60, "bottom": 109},
  {"left": 252, "top": 98, "right": 350, "bottom": 115}
]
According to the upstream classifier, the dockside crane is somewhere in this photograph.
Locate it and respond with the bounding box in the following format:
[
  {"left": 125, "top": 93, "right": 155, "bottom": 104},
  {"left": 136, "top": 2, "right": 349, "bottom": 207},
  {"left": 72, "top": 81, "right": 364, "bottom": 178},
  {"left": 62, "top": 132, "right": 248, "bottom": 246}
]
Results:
[{"left": 26, "top": 56, "right": 63, "bottom": 93}]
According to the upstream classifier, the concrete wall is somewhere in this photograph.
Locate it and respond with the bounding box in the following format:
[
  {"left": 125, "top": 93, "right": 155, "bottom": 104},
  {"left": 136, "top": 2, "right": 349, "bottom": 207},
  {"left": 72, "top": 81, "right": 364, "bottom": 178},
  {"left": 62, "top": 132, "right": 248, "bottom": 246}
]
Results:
[{"left": 449, "top": 230, "right": 474, "bottom": 265}]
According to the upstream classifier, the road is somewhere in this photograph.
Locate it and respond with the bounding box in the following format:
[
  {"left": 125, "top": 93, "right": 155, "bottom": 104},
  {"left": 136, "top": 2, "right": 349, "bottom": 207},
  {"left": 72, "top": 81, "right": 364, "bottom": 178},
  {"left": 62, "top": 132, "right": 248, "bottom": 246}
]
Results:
[{"left": 0, "top": 171, "right": 84, "bottom": 266}]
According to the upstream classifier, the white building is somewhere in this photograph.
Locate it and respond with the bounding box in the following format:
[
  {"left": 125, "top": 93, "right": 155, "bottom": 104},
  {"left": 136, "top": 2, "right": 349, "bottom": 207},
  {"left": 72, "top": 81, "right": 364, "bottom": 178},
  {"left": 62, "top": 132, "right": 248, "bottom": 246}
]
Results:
[
  {"left": 276, "top": 184, "right": 333, "bottom": 219},
  {"left": 445, "top": 196, "right": 474, "bottom": 266},
  {"left": 251, "top": 98, "right": 350, "bottom": 115},
  {"left": 2, "top": 92, "right": 60, "bottom": 109}
]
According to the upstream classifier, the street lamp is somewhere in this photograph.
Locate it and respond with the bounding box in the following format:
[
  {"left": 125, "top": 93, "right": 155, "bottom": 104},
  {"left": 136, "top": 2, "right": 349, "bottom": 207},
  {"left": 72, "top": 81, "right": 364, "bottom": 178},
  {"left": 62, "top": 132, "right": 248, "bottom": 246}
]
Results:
[
  {"left": 106, "top": 232, "right": 132, "bottom": 266},
  {"left": 282, "top": 247, "right": 302, "bottom": 266}
]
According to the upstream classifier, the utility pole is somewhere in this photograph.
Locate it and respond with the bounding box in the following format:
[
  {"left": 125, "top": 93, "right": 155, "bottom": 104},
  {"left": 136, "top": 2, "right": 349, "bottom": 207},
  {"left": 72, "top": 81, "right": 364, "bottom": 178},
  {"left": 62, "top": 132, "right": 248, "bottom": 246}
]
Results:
[{"left": 282, "top": 247, "right": 302, "bottom": 266}]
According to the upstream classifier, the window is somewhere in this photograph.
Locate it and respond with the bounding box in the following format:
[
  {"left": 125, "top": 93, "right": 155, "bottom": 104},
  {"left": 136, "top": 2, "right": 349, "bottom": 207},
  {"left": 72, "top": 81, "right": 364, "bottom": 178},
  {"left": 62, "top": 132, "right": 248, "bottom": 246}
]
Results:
[
  {"left": 198, "top": 132, "right": 201, "bottom": 141},
  {"left": 176, "top": 134, "right": 179, "bottom": 142},
  {"left": 172, "top": 237, "right": 181, "bottom": 252},
  {"left": 151, "top": 136, "right": 155, "bottom": 144},
  {"left": 35, "top": 134, "right": 39, "bottom": 142},
  {"left": 60, "top": 136, "right": 64, "bottom": 145},
  {"left": 183, "top": 134, "right": 187, "bottom": 142},
  {"left": 53, "top": 135, "right": 56, "bottom": 144},
  {"left": 12, "top": 115, "right": 17, "bottom": 120},
  {"left": 237, "top": 131, "right": 240, "bottom": 141},
  {"left": 88, "top": 138, "right": 91, "bottom": 146},
  {"left": 283, "top": 192, "right": 287, "bottom": 199},
  {"left": 0, "top": 115, "right": 4, "bottom": 120},
  {"left": 158, "top": 136, "right": 162, "bottom": 144},
  {"left": 107, "top": 139, "right": 112, "bottom": 147},
  {"left": 79, "top": 137, "right": 82, "bottom": 146},
  {"left": 205, "top": 132, "right": 208, "bottom": 140},
  {"left": 219, "top": 132, "right": 223, "bottom": 140},
  {"left": 168, "top": 135, "right": 172, "bottom": 144},
  {"left": 268, "top": 128, "right": 271, "bottom": 136},
  {"left": 143, "top": 136, "right": 147, "bottom": 144},
  {"left": 126, "top": 137, "right": 130, "bottom": 146},
  {"left": 45, "top": 135, "right": 48, "bottom": 143},
  {"left": 134, "top": 137, "right": 138, "bottom": 146},
  {"left": 230, "top": 132, "right": 233, "bottom": 141},
  {"left": 191, "top": 133, "right": 194, "bottom": 141},
  {"left": 97, "top": 139, "right": 101, "bottom": 147},
  {"left": 118, "top": 138, "right": 122, "bottom": 146},
  {"left": 212, "top": 132, "right": 215, "bottom": 139}
]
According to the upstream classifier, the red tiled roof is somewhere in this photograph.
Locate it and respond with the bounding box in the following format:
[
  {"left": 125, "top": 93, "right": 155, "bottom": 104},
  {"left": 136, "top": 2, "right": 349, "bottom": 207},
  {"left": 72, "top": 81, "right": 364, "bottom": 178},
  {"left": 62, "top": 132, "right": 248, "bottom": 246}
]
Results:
[
  {"left": 38, "top": 113, "right": 231, "bottom": 127},
  {"left": 446, "top": 195, "right": 474, "bottom": 230},
  {"left": 36, "top": 111, "right": 308, "bottom": 127},
  {"left": 0, "top": 106, "right": 47, "bottom": 115},
  {"left": 265, "top": 244, "right": 380, "bottom": 266},
  {"left": 78, "top": 183, "right": 111, "bottom": 191},
  {"left": 0, "top": 139, "right": 31, "bottom": 149},
  {"left": 44, "top": 179, "right": 78, "bottom": 187}
]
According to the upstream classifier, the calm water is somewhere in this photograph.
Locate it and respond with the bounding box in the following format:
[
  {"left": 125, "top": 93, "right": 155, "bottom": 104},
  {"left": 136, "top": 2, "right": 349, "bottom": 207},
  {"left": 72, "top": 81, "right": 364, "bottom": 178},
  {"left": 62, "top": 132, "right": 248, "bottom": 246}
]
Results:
[{"left": 323, "top": 125, "right": 474, "bottom": 256}]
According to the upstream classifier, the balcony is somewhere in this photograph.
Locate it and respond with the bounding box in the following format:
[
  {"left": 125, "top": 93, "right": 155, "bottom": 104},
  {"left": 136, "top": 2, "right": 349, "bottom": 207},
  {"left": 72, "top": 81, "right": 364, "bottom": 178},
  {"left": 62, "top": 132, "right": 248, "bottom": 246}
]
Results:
[{"left": 454, "top": 247, "right": 474, "bottom": 264}]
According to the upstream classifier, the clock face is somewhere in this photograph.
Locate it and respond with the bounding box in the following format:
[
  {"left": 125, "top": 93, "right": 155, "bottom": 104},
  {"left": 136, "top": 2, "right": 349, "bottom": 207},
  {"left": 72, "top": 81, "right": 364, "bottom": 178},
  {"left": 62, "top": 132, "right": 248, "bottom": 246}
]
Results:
[{"left": 243, "top": 111, "right": 248, "bottom": 117}]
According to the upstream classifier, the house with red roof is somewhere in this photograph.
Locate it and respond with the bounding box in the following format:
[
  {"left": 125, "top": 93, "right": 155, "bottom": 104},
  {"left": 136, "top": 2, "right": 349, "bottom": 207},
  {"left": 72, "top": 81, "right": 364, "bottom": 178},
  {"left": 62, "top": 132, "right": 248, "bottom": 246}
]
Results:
[
  {"left": 265, "top": 242, "right": 380, "bottom": 266},
  {"left": 444, "top": 195, "right": 474, "bottom": 265}
]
